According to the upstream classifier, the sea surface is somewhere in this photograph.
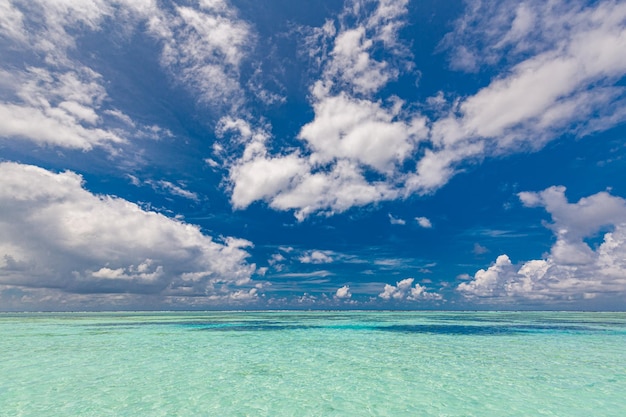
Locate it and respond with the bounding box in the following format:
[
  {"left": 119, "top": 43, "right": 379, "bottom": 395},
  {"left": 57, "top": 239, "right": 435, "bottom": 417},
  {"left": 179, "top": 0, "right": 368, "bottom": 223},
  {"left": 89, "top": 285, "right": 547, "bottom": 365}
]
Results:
[{"left": 1, "top": 311, "right": 625, "bottom": 416}]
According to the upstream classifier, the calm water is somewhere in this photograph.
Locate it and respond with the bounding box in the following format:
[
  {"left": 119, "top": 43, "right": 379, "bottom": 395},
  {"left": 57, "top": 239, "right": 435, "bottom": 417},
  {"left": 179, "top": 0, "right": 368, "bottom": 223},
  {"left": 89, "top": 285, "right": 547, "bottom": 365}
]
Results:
[{"left": 1, "top": 311, "right": 625, "bottom": 416}]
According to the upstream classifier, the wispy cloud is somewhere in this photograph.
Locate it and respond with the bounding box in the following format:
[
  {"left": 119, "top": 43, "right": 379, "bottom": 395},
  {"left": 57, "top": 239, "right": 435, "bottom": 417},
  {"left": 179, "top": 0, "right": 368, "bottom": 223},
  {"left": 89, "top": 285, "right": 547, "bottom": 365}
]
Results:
[
  {"left": 145, "top": 179, "right": 199, "bottom": 201},
  {"left": 148, "top": 1, "right": 253, "bottom": 109},
  {"left": 388, "top": 213, "right": 406, "bottom": 225},
  {"left": 407, "top": 0, "right": 626, "bottom": 193},
  {"left": 273, "top": 270, "right": 334, "bottom": 279},
  {"left": 0, "top": 0, "right": 252, "bottom": 154},
  {"left": 473, "top": 243, "right": 489, "bottom": 255}
]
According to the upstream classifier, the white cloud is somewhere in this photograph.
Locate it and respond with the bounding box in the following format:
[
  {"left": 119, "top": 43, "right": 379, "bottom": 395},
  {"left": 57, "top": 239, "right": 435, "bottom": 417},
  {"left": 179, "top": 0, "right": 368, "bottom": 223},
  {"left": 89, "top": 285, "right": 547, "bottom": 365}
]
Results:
[
  {"left": 409, "top": 0, "right": 626, "bottom": 195},
  {"left": 268, "top": 253, "right": 286, "bottom": 264},
  {"left": 324, "top": 0, "right": 409, "bottom": 95},
  {"left": 299, "top": 92, "right": 426, "bottom": 173},
  {"left": 326, "top": 26, "right": 396, "bottom": 95},
  {"left": 230, "top": 153, "right": 310, "bottom": 209},
  {"left": 0, "top": 66, "right": 125, "bottom": 150},
  {"left": 0, "top": 0, "right": 26, "bottom": 42},
  {"left": 223, "top": 0, "right": 426, "bottom": 219},
  {"left": 231, "top": 154, "right": 399, "bottom": 220},
  {"left": 149, "top": 2, "right": 253, "bottom": 107},
  {"left": 3, "top": 0, "right": 115, "bottom": 64},
  {"left": 299, "top": 250, "right": 334, "bottom": 264},
  {"left": 146, "top": 180, "right": 199, "bottom": 201},
  {"left": 0, "top": 162, "right": 257, "bottom": 304},
  {"left": 519, "top": 186, "right": 626, "bottom": 244},
  {"left": 388, "top": 213, "right": 406, "bottom": 225},
  {"left": 0, "top": 1, "right": 168, "bottom": 152},
  {"left": 379, "top": 278, "right": 442, "bottom": 301},
  {"left": 4, "top": 0, "right": 625, "bottom": 224},
  {"left": 0, "top": 0, "right": 251, "bottom": 153},
  {"left": 415, "top": 216, "right": 432, "bottom": 228},
  {"left": 457, "top": 255, "right": 517, "bottom": 298},
  {"left": 374, "top": 258, "right": 404, "bottom": 267},
  {"left": 335, "top": 285, "right": 352, "bottom": 299},
  {"left": 280, "top": 161, "right": 402, "bottom": 220},
  {"left": 223, "top": 0, "right": 626, "bottom": 220},
  {"left": 458, "top": 187, "right": 626, "bottom": 302}
]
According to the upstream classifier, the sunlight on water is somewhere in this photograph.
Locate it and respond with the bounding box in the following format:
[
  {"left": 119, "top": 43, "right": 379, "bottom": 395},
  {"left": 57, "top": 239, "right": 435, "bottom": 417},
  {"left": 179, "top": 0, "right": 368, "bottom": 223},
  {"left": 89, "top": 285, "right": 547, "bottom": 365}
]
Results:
[{"left": 1, "top": 311, "right": 625, "bottom": 416}]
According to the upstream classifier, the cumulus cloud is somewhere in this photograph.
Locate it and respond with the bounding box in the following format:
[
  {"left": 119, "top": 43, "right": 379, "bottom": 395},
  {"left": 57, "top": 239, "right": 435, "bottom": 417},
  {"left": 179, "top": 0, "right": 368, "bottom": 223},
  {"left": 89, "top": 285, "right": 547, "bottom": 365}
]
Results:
[
  {"left": 458, "top": 187, "right": 626, "bottom": 302},
  {"left": 223, "top": 0, "right": 426, "bottom": 219},
  {"left": 4, "top": 0, "right": 625, "bottom": 223},
  {"left": 457, "top": 255, "right": 517, "bottom": 298},
  {"left": 298, "top": 92, "right": 426, "bottom": 173},
  {"left": 379, "top": 278, "right": 442, "bottom": 301},
  {"left": 335, "top": 285, "right": 352, "bottom": 299},
  {"left": 0, "top": 162, "right": 257, "bottom": 305},
  {"left": 221, "top": 0, "right": 626, "bottom": 219},
  {"left": 415, "top": 216, "right": 432, "bottom": 228}
]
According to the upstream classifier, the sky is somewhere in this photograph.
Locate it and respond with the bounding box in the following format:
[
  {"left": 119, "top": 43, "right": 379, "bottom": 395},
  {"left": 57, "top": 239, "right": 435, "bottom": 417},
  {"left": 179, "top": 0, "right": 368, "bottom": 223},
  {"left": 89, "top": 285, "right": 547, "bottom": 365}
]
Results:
[{"left": 1, "top": 0, "right": 626, "bottom": 311}]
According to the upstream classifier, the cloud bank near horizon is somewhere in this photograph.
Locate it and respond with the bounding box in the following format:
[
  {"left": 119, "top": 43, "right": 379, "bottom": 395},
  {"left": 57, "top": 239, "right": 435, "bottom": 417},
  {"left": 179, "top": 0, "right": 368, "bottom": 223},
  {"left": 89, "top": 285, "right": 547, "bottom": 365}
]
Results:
[
  {"left": 0, "top": 162, "right": 258, "bottom": 308},
  {"left": 459, "top": 187, "right": 626, "bottom": 303}
]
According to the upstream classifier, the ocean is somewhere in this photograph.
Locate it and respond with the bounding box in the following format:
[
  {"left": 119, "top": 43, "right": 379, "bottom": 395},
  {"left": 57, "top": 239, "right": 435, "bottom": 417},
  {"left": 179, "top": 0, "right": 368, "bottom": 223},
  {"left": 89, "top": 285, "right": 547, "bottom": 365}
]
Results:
[{"left": 1, "top": 311, "right": 624, "bottom": 416}]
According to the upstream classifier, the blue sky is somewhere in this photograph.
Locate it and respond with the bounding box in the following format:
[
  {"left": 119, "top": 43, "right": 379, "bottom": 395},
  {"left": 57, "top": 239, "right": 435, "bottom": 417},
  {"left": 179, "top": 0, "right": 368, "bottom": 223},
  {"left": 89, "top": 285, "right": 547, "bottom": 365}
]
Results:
[{"left": 1, "top": 0, "right": 626, "bottom": 311}]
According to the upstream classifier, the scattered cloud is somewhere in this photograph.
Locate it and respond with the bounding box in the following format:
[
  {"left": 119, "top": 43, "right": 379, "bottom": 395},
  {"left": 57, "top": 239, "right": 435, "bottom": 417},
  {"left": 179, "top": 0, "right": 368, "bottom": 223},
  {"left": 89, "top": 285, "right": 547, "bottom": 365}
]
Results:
[
  {"left": 335, "top": 285, "right": 352, "bottom": 299},
  {"left": 415, "top": 216, "right": 432, "bottom": 228},
  {"left": 473, "top": 243, "right": 489, "bottom": 255},
  {"left": 0, "top": 2, "right": 103, "bottom": 143},
  {"left": 269, "top": 253, "right": 286, "bottom": 265},
  {"left": 299, "top": 250, "right": 334, "bottom": 264},
  {"left": 458, "top": 186, "right": 626, "bottom": 302},
  {"left": 374, "top": 258, "right": 405, "bottom": 267},
  {"left": 388, "top": 213, "right": 406, "bottom": 225},
  {"left": 379, "top": 278, "right": 442, "bottom": 301},
  {"left": 2, "top": 0, "right": 625, "bottom": 310}
]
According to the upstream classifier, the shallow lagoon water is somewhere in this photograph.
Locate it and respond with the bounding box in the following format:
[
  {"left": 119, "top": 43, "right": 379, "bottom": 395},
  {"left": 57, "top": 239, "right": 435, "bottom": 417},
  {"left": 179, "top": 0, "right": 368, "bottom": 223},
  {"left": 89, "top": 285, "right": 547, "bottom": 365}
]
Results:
[{"left": 1, "top": 311, "right": 625, "bottom": 416}]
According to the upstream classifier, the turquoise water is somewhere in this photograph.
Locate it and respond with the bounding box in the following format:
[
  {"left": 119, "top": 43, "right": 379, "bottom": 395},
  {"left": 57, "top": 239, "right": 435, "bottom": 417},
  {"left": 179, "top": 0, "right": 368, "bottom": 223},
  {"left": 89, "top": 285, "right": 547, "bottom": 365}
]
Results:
[{"left": 1, "top": 312, "right": 625, "bottom": 416}]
